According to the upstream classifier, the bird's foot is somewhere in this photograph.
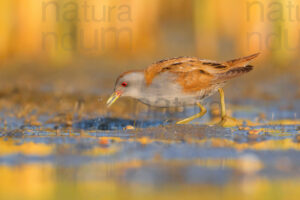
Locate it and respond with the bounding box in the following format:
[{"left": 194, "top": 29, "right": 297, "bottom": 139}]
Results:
[
  {"left": 176, "top": 103, "right": 207, "bottom": 125},
  {"left": 218, "top": 115, "right": 243, "bottom": 127},
  {"left": 176, "top": 118, "right": 192, "bottom": 124}
]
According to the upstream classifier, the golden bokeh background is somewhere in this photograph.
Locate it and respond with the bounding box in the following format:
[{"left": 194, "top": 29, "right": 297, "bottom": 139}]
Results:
[{"left": 1, "top": 0, "right": 299, "bottom": 66}]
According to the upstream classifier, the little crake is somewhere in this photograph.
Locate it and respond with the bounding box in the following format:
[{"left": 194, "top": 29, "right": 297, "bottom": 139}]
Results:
[{"left": 107, "top": 53, "right": 260, "bottom": 126}]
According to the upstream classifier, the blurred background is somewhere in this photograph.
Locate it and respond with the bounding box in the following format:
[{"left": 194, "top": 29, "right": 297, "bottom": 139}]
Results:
[
  {"left": 0, "top": 1, "right": 300, "bottom": 200},
  {"left": 1, "top": 0, "right": 300, "bottom": 61}
]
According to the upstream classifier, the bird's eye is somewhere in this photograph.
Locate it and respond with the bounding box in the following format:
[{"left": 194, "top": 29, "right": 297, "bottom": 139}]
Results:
[{"left": 121, "top": 82, "right": 128, "bottom": 87}]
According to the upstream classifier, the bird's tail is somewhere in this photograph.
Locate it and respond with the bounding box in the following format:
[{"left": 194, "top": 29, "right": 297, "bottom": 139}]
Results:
[
  {"left": 216, "top": 53, "right": 260, "bottom": 81},
  {"left": 225, "top": 52, "right": 260, "bottom": 67}
]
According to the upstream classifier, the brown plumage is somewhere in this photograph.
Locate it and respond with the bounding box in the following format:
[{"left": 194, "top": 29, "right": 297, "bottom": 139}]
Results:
[{"left": 144, "top": 53, "right": 260, "bottom": 93}]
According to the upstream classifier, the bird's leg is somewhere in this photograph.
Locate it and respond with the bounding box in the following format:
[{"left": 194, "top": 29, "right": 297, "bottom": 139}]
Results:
[
  {"left": 219, "top": 88, "right": 226, "bottom": 119},
  {"left": 218, "top": 88, "right": 243, "bottom": 127},
  {"left": 176, "top": 103, "right": 207, "bottom": 124}
]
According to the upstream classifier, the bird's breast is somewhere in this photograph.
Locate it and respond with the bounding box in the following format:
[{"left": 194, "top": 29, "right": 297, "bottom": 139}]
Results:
[{"left": 135, "top": 72, "right": 217, "bottom": 107}]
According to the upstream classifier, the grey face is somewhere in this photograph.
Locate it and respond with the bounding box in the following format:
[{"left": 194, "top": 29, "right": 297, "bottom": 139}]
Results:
[{"left": 114, "top": 72, "right": 145, "bottom": 98}]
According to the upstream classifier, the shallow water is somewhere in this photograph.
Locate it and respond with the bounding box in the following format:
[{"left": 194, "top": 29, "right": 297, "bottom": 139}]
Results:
[{"left": 1, "top": 100, "right": 300, "bottom": 200}]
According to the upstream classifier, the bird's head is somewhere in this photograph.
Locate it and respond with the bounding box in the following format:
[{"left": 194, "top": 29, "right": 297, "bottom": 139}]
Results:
[{"left": 106, "top": 71, "right": 144, "bottom": 107}]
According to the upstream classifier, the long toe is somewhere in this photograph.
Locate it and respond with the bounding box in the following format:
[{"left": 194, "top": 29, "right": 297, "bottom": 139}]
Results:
[
  {"left": 218, "top": 116, "right": 244, "bottom": 127},
  {"left": 176, "top": 118, "right": 191, "bottom": 124}
]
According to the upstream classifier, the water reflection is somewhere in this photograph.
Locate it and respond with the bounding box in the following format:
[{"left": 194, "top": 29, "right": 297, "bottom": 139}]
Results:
[{"left": 0, "top": 106, "right": 300, "bottom": 199}]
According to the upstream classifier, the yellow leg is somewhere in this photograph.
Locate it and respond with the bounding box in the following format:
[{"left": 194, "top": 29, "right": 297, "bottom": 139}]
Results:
[
  {"left": 176, "top": 103, "right": 207, "bottom": 124},
  {"left": 219, "top": 88, "right": 226, "bottom": 119},
  {"left": 218, "top": 88, "right": 243, "bottom": 127}
]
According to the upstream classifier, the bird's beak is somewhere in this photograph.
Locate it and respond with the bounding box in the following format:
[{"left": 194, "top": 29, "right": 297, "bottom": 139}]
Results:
[{"left": 106, "top": 91, "right": 121, "bottom": 107}]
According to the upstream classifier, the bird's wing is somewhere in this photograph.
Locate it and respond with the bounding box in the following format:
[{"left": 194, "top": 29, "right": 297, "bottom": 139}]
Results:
[
  {"left": 144, "top": 53, "right": 260, "bottom": 93},
  {"left": 144, "top": 56, "right": 225, "bottom": 92}
]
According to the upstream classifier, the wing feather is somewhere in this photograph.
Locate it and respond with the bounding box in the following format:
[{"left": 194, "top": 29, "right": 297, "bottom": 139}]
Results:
[{"left": 144, "top": 54, "right": 259, "bottom": 93}]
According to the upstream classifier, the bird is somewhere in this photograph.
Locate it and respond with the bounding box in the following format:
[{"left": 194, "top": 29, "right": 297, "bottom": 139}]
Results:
[{"left": 106, "top": 53, "right": 260, "bottom": 126}]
